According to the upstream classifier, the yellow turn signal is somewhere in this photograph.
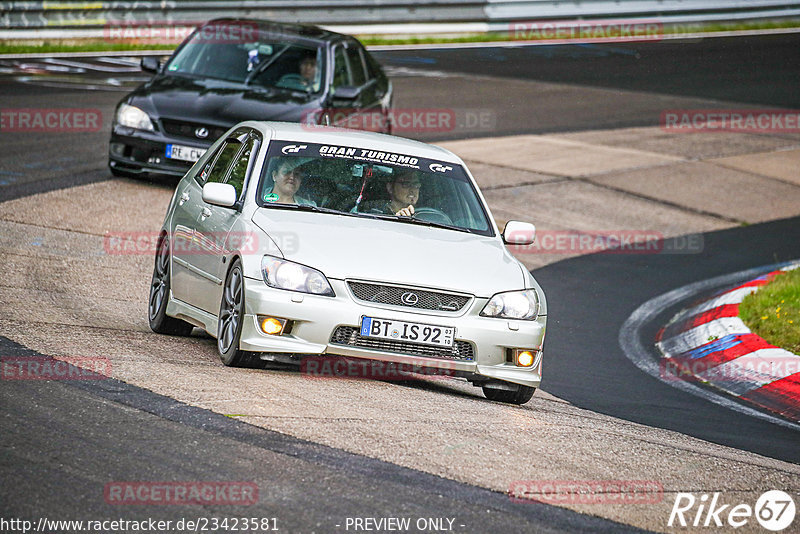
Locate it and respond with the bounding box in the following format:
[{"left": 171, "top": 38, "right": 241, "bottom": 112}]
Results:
[{"left": 260, "top": 316, "right": 286, "bottom": 336}]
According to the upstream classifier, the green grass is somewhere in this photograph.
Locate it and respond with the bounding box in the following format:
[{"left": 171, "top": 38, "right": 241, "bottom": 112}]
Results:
[
  {"left": 1, "top": 19, "right": 799, "bottom": 54},
  {"left": 740, "top": 268, "right": 800, "bottom": 354}
]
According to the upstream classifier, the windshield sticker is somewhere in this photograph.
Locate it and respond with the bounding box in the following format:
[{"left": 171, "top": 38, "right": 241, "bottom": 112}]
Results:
[
  {"left": 281, "top": 144, "right": 308, "bottom": 155},
  {"left": 263, "top": 192, "right": 279, "bottom": 202},
  {"left": 318, "top": 145, "right": 419, "bottom": 168}
]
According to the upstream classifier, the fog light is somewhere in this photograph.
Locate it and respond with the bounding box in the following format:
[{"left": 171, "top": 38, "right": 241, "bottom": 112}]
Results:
[
  {"left": 515, "top": 349, "right": 536, "bottom": 367},
  {"left": 259, "top": 316, "right": 286, "bottom": 335}
]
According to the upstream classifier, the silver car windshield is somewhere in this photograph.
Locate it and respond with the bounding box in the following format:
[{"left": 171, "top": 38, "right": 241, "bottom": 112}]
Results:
[
  {"left": 256, "top": 141, "right": 493, "bottom": 236},
  {"left": 165, "top": 30, "right": 324, "bottom": 92}
]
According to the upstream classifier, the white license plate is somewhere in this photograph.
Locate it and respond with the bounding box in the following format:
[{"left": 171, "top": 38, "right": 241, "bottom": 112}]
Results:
[
  {"left": 165, "top": 143, "right": 206, "bottom": 162},
  {"left": 360, "top": 317, "right": 455, "bottom": 348}
]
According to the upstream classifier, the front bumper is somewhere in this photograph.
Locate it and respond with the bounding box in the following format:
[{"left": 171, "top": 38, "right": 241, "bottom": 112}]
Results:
[
  {"left": 240, "top": 278, "right": 546, "bottom": 388},
  {"left": 108, "top": 124, "right": 209, "bottom": 177}
]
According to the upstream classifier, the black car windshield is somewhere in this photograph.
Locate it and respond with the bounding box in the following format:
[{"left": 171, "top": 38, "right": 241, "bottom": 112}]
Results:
[
  {"left": 256, "top": 141, "right": 494, "bottom": 236},
  {"left": 165, "top": 29, "right": 324, "bottom": 92}
]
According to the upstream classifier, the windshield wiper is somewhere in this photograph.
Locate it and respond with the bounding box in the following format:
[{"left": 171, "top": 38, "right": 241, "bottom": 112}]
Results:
[
  {"left": 262, "top": 203, "right": 346, "bottom": 216},
  {"left": 373, "top": 214, "right": 473, "bottom": 233}
]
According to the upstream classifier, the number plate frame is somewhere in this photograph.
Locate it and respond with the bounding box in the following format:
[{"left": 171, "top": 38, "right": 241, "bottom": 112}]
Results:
[
  {"left": 359, "top": 316, "right": 455, "bottom": 348},
  {"left": 165, "top": 143, "right": 206, "bottom": 162}
]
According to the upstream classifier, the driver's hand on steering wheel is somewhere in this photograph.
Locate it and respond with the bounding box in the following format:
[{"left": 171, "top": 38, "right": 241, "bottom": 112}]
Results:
[{"left": 395, "top": 204, "right": 415, "bottom": 217}]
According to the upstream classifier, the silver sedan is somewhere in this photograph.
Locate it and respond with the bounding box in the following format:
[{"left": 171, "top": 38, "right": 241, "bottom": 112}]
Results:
[{"left": 149, "top": 121, "right": 547, "bottom": 404}]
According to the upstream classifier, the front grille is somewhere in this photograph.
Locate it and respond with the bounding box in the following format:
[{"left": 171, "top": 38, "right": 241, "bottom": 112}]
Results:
[
  {"left": 330, "top": 326, "right": 475, "bottom": 361},
  {"left": 160, "top": 119, "right": 228, "bottom": 142},
  {"left": 348, "top": 281, "right": 471, "bottom": 313}
]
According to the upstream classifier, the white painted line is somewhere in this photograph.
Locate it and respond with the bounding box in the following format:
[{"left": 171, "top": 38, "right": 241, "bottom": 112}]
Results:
[
  {"left": 619, "top": 261, "right": 800, "bottom": 431},
  {"left": 669, "top": 286, "right": 760, "bottom": 323},
  {"left": 42, "top": 57, "right": 140, "bottom": 72}
]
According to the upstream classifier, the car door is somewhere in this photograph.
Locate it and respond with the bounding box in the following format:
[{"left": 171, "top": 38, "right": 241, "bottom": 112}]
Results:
[
  {"left": 192, "top": 130, "right": 260, "bottom": 313},
  {"left": 170, "top": 155, "right": 216, "bottom": 304},
  {"left": 345, "top": 42, "right": 385, "bottom": 132},
  {"left": 174, "top": 136, "right": 241, "bottom": 309}
]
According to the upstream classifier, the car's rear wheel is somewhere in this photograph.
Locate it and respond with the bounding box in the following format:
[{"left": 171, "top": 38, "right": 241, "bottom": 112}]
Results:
[
  {"left": 149, "top": 236, "right": 195, "bottom": 336},
  {"left": 217, "top": 259, "right": 259, "bottom": 367},
  {"left": 482, "top": 383, "right": 536, "bottom": 405}
]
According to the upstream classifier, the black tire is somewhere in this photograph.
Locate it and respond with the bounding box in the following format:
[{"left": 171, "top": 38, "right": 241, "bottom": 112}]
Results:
[
  {"left": 482, "top": 383, "right": 536, "bottom": 405},
  {"left": 217, "top": 259, "right": 259, "bottom": 367},
  {"left": 148, "top": 236, "right": 195, "bottom": 336}
]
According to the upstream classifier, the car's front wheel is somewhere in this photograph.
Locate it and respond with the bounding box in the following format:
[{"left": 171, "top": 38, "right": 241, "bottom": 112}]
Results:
[
  {"left": 482, "top": 383, "right": 536, "bottom": 405},
  {"left": 217, "top": 259, "right": 258, "bottom": 367},
  {"left": 149, "top": 236, "right": 195, "bottom": 336}
]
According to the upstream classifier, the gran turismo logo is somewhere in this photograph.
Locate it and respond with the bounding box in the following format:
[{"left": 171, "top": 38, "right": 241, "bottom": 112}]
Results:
[
  {"left": 282, "top": 144, "right": 307, "bottom": 154},
  {"left": 429, "top": 163, "right": 452, "bottom": 173}
]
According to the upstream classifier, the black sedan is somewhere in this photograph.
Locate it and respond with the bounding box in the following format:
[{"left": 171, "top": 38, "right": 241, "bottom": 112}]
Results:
[{"left": 108, "top": 18, "right": 393, "bottom": 178}]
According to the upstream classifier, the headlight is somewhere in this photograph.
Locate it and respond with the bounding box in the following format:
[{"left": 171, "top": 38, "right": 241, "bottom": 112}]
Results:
[
  {"left": 261, "top": 256, "right": 334, "bottom": 296},
  {"left": 116, "top": 103, "right": 155, "bottom": 131},
  {"left": 480, "top": 289, "right": 539, "bottom": 320}
]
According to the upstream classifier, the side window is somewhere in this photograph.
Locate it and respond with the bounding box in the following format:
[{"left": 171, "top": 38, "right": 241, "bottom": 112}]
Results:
[
  {"left": 226, "top": 136, "right": 257, "bottom": 199},
  {"left": 346, "top": 46, "right": 366, "bottom": 86},
  {"left": 332, "top": 46, "right": 350, "bottom": 90},
  {"left": 205, "top": 142, "right": 240, "bottom": 184}
]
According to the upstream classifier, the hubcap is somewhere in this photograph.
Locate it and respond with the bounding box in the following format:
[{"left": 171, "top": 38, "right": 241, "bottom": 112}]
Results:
[
  {"left": 219, "top": 267, "right": 242, "bottom": 354},
  {"left": 149, "top": 239, "right": 169, "bottom": 320}
]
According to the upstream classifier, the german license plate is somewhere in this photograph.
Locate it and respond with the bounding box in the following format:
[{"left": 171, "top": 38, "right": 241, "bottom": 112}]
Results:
[
  {"left": 165, "top": 143, "right": 206, "bottom": 162},
  {"left": 360, "top": 317, "right": 454, "bottom": 348}
]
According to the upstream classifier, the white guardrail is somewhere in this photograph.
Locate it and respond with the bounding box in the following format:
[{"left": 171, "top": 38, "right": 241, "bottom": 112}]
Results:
[{"left": 1, "top": 0, "right": 799, "bottom": 39}]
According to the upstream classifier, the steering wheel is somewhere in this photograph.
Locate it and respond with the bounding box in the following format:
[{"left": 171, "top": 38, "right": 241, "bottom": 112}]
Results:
[
  {"left": 413, "top": 207, "right": 453, "bottom": 225},
  {"left": 277, "top": 74, "right": 308, "bottom": 89}
]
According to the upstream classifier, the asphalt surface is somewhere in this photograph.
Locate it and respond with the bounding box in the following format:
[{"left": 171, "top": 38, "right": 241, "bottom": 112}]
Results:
[
  {"left": 1, "top": 33, "right": 799, "bottom": 532},
  {"left": 532, "top": 216, "right": 800, "bottom": 464},
  {"left": 0, "top": 337, "right": 639, "bottom": 533}
]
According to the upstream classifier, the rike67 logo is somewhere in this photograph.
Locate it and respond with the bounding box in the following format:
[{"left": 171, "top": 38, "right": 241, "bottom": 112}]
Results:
[{"left": 669, "top": 490, "right": 796, "bottom": 531}]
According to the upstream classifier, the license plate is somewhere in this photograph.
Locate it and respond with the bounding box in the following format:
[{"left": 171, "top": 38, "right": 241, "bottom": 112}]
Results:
[
  {"left": 360, "top": 317, "right": 455, "bottom": 348},
  {"left": 165, "top": 144, "right": 206, "bottom": 162}
]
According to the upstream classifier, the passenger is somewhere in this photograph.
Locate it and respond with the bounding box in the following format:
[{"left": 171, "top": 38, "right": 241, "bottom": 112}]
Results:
[
  {"left": 263, "top": 158, "right": 317, "bottom": 206},
  {"left": 299, "top": 56, "right": 318, "bottom": 90}
]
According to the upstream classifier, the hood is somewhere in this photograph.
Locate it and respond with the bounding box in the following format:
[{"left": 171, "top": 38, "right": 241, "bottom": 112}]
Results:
[
  {"left": 128, "top": 74, "right": 319, "bottom": 127},
  {"left": 251, "top": 209, "right": 524, "bottom": 297}
]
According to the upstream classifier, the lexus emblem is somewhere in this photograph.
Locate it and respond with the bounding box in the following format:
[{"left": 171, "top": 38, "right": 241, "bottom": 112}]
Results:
[
  {"left": 401, "top": 292, "right": 419, "bottom": 306},
  {"left": 195, "top": 127, "right": 209, "bottom": 139}
]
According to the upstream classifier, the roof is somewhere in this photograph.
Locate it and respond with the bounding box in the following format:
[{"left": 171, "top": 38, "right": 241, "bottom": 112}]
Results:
[
  {"left": 245, "top": 121, "right": 463, "bottom": 164},
  {"left": 203, "top": 18, "right": 349, "bottom": 43}
]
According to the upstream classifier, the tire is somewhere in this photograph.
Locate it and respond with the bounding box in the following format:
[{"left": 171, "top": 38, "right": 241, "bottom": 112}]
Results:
[
  {"left": 217, "top": 259, "right": 259, "bottom": 367},
  {"left": 482, "top": 383, "right": 536, "bottom": 405},
  {"left": 148, "top": 236, "right": 195, "bottom": 336}
]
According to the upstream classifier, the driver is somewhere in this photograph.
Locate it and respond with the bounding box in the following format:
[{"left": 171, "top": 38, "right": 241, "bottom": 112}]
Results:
[
  {"left": 383, "top": 169, "right": 421, "bottom": 216},
  {"left": 299, "top": 56, "right": 318, "bottom": 89}
]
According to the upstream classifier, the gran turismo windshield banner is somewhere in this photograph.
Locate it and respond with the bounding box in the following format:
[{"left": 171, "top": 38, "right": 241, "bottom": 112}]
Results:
[{"left": 267, "top": 140, "right": 463, "bottom": 178}]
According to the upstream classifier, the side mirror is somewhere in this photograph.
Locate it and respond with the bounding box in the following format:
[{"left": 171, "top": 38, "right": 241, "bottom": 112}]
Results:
[
  {"left": 202, "top": 183, "right": 237, "bottom": 208},
  {"left": 331, "top": 85, "right": 359, "bottom": 102},
  {"left": 502, "top": 221, "right": 536, "bottom": 245},
  {"left": 141, "top": 56, "right": 161, "bottom": 73}
]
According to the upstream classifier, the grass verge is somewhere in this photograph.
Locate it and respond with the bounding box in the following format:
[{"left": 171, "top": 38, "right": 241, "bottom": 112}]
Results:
[{"left": 740, "top": 267, "right": 800, "bottom": 354}]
